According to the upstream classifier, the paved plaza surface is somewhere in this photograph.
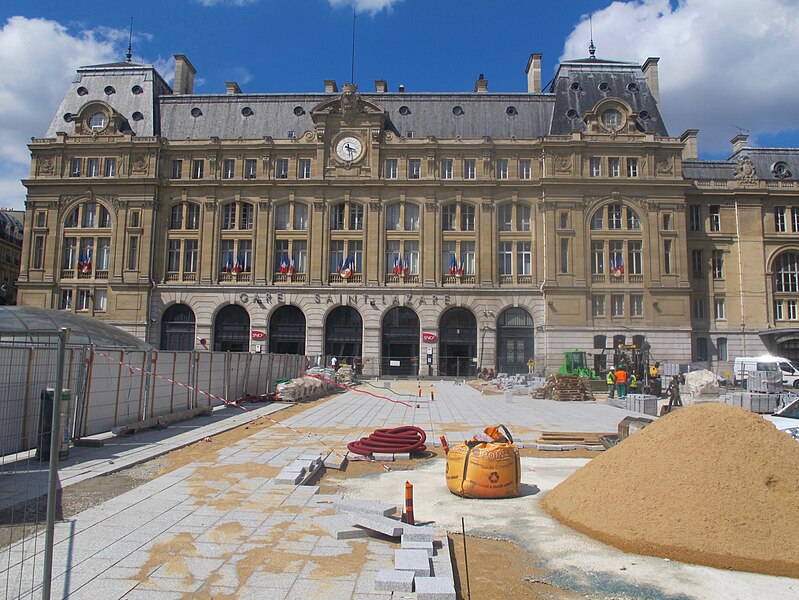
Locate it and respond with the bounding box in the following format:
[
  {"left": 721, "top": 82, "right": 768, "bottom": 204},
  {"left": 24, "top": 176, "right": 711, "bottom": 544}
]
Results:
[{"left": 2, "top": 381, "right": 795, "bottom": 599}]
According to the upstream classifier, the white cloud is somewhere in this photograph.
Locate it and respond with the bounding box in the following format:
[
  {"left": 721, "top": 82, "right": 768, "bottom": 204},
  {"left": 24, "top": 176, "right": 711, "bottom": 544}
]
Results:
[
  {"left": 562, "top": 0, "right": 799, "bottom": 154},
  {"left": 328, "top": 0, "right": 403, "bottom": 14},
  {"left": 0, "top": 16, "right": 125, "bottom": 209}
]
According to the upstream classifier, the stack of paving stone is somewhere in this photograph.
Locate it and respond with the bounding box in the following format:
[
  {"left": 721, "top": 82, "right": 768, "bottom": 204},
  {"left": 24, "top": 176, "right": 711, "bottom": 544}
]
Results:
[
  {"left": 533, "top": 374, "right": 593, "bottom": 401},
  {"left": 274, "top": 450, "right": 348, "bottom": 485},
  {"left": 335, "top": 363, "right": 356, "bottom": 385},
  {"left": 275, "top": 367, "right": 338, "bottom": 402},
  {"left": 313, "top": 497, "right": 456, "bottom": 599}
]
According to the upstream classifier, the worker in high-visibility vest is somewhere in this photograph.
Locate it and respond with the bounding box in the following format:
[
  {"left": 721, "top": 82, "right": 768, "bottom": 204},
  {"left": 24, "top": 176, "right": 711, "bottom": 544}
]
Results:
[
  {"left": 615, "top": 366, "right": 629, "bottom": 399},
  {"left": 606, "top": 370, "right": 617, "bottom": 399},
  {"left": 629, "top": 373, "right": 638, "bottom": 391}
]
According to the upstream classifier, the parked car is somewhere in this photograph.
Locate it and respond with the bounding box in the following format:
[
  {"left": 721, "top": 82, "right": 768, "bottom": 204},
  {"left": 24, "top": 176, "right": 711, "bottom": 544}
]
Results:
[{"left": 764, "top": 396, "right": 799, "bottom": 441}]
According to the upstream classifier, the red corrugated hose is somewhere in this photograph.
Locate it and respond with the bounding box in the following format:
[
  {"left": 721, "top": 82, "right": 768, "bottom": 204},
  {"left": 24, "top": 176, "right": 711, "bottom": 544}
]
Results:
[{"left": 347, "top": 426, "right": 427, "bottom": 456}]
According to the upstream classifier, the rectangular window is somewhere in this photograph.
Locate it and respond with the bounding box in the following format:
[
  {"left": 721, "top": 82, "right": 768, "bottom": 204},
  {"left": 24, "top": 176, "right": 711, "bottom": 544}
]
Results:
[
  {"left": 70, "top": 158, "right": 81, "bottom": 177},
  {"left": 349, "top": 204, "right": 364, "bottom": 230},
  {"left": 609, "top": 240, "right": 624, "bottom": 275},
  {"left": 709, "top": 205, "right": 720, "bottom": 232},
  {"left": 627, "top": 157, "right": 639, "bottom": 177},
  {"left": 461, "top": 241, "right": 475, "bottom": 275},
  {"left": 789, "top": 300, "right": 798, "bottom": 321},
  {"left": 517, "top": 241, "right": 531, "bottom": 275},
  {"left": 611, "top": 294, "right": 624, "bottom": 317},
  {"left": 496, "top": 159, "right": 508, "bottom": 180},
  {"left": 184, "top": 240, "right": 198, "bottom": 273},
  {"left": 83, "top": 203, "right": 96, "bottom": 228},
  {"left": 78, "top": 289, "right": 91, "bottom": 311},
  {"left": 293, "top": 203, "right": 308, "bottom": 230},
  {"left": 792, "top": 207, "right": 799, "bottom": 233},
  {"left": 517, "top": 205, "right": 531, "bottom": 231},
  {"left": 222, "top": 204, "right": 236, "bottom": 230},
  {"left": 405, "top": 131, "right": 414, "bottom": 138},
  {"left": 238, "top": 240, "right": 252, "bottom": 272},
  {"left": 350, "top": 241, "right": 363, "bottom": 273},
  {"left": 498, "top": 205, "right": 512, "bottom": 231},
  {"left": 460, "top": 205, "right": 475, "bottom": 231},
  {"left": 330, "top": 204, "right": 345, "bottom": 230},
  {"left": 519, "top": 159, "right": 531, "bottom": 180},
  {"left": 385, "top": 159, "right": 398, "bottom": 179},
  {"left": 442, "top": 205, "right": 456, "bottom": 231},
  {"left": 663, "top": 240, "right": 672, "bottom": 274},
  {"left": 714, "top": 297, "right": 726, "bottom": 320},
  {"left": 464, "top": 159, "right": 476, "bottom": 180},
  {"left": 386, "top": 240, "right": 400, "bottom": 274},
  {"left": 191, "top": 159, "right": 204, "bottom": 179},
  {"left": 276, "top": 159, "right": 289, "bottom": 179},
  {"left": 239, "top": 203, "right": 253, "bottom": 229},
  {"left": 711, "top": 250, "right": 724, "bottom": 279},
  {"left": 693, "top": 297, "right": 706, "bottom": 319},
  {"left": 559, "top": 212, "right": 569, "bottom": 229},
  {"left": 94, "top": 289, "right": 108, "bottom": 312},
  {"left": 626, "top": 207, "right": 641, "bottom": 230},
  {"left": 244, "top": 159, "right": 257, "bottom": 179},
  {"left": 691, "top": 249, "right": 704, "bottom": 278},
  {"left": 298, "top": 159, "right": 311, "bottom": 179},
  {"left": 127, "top": 236, "right": 139, "bottom": 270},
  {"left": 499, "top": 242, "right": 513, "bottom": 275},
  {"left": 775, "top": 299, "right": 784, "bottom": 320},
  {"left": 689, "top": 205, "right": 702, "bottom": 232},
  {"left": 591, "top": 241, "right": 604, "bottom": 274},
  {"left": 442, "top": 241, "right": 456, "bottom": 275},
  {"left": 696, "top": 337, "right": 708, "bottom": 362},
  {"left": 717, "top": 337, "right": 728, "bottom": 361},
  {"left": 292, "top": 240, "right": 307, "bottom": 274},
  {"left": 275, "top": 204, "right": 290, "bottom": 230},
  {"left": 330, "top": 241, "right": 344, "bottom": 273},
  {"left": 33, "top": 236, "right": 45, "bottom": 269},
  {"left": 186, "top": 204, "right": 200, "bottom": 229},
  {"left": 168, "top": 240, "right": 182, "bottom": 272},
  {"left": 405, "top": 241, "right": 419, "bottom": 275},
  {"left": 662, "top": 213, "right": 672, "bottom": 230},
  {"left": 560, "top": 238, "right": 569, "bottom": 273},
  {"left": 223, "top": 159, "right": 235, "bottom": 179},
  {"left": 61, "top": 289, "right": 73, "bottom": 310},
  {"left": 274, "top": 239, "right": 289, "bottom": 271},
  {"left": 608, "top": 204, "right": 622, "bottom": 229},
  {"left": 404, "top": 204, "right": 420, "bottom": 230},
  {"left": 96, "top": 238, "right": 111, "bottom": 270},
  {"left": 104, "top": 158, "right": 116, "bottom": 177},
  {"left": 609, "top": 157, "right": 620, "bottom": 177},
  {"left": 408, "top": 159, "right": 421, "bottom": 179},
  {"left": 220, "top": 240, "right": 234, "bottom": 272},
  {"left": 628, "top": 241, "right": 642, "bottom": 275},
  {"left": 386, "top": 204, "right": 401, "bottom": 231},
  {"left": 775, "top": 207, "right": 786, "bottom": 232},
  {"left": 590, "top": 157, "right": 601, "bottom": 177},
  {"left": 441, "top": 159, "right": 453, "bottom": 180},
  {"left": 36, "top": 211, "right": 46, "bottom": 228},
  {"left": 592, "top": 295, "right": 605, "bottom": 317},
  {"left": 171, "top": 159, "right": 183, "bottom": 179},
  {"left": 631, "top": 294, "right": 644, "bottom": 317}
]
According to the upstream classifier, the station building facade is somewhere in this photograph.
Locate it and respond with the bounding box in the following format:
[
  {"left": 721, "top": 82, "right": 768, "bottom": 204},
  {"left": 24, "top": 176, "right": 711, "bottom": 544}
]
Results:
[{"left": 17, "top": 52, "right": 799, "bottom": 377}]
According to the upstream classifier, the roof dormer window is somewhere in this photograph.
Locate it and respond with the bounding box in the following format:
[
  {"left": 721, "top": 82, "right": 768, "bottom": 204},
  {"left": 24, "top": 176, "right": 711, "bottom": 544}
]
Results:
[{"left": 88, "top": 111, "right": 107, "bottom": 131}]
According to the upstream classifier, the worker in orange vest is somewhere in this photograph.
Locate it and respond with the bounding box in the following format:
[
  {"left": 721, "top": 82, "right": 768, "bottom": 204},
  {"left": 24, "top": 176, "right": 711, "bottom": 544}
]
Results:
[{"left": 615, "top": 365, "right": 629, "bottom": 399}]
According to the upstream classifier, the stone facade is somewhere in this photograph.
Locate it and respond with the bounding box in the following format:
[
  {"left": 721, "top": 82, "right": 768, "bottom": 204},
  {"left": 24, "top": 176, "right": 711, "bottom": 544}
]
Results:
[{"left": 17, "top": 53, "right": 799, "bottom": 377}]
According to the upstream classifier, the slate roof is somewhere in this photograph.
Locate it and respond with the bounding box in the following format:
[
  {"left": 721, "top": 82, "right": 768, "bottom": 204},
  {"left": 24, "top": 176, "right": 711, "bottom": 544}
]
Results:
[
  {"left": 159, "top": 93, "right": 555, "bottom": 141},
  {"left": 682, "top": 160, "right": 734, "bottom": 180},
  {"left": 683, "top": 149, "right": 799, "bottom": 181}
]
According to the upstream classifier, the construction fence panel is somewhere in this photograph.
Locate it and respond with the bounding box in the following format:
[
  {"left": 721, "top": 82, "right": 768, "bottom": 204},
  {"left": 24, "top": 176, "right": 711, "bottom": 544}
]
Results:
[
  {"left": 150, "top": 351, "right": 192, "bottom": 418},
  {"left": 196, "top": 352, "right": 231, "bottom": 407}
]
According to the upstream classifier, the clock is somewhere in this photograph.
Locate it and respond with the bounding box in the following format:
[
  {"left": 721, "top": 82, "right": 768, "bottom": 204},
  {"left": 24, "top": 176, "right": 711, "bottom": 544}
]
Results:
[{"left": 335, "top": 136, "right": 363, "bottom": 162}]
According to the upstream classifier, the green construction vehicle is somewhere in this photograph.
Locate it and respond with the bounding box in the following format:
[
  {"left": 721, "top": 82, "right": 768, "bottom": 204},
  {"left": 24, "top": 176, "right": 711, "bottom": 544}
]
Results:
[{"left": 558, "top": 350, "right": 598, "bottom": 379}]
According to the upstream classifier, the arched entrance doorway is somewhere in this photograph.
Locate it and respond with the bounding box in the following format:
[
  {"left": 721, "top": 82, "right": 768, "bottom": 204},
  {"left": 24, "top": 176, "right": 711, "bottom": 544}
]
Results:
[
  {"left": 381, "top": 306, "right": 420, "bottom": 376},
  {"left": 439, "top": 307, "right": 477, "bottom": 376},
  {"left": 269, "top": 305, "right": 306, "bottom": 355},
  {"left": 160, "top": 304, "right": 196, "bottom": 351},
  {"left": 496, "top": 308, "right": 534, "bottom": 375},
  {"left": 214, "top": 304, "right": 250, "bottom": 352},
  {"left": 324, "top": 306, "right": 362, "bottom": 364}
]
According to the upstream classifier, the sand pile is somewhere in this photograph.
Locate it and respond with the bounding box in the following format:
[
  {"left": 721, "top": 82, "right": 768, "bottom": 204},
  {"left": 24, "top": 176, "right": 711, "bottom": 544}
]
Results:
[{"left": 542, "top": 403, "right": 799, "bottom": 577}]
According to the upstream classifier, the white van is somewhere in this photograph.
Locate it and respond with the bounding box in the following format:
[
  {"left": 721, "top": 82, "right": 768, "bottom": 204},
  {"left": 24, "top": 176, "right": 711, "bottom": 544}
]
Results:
[{"left": 733, "top": 355, "right": 799, "bottom": 388}]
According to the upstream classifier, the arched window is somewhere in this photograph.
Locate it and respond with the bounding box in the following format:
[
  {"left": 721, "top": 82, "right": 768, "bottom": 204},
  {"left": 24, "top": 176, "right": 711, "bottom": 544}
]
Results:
[
  {"left": 589, "top": 203, "right": 644, "bottom": 285},
  {"left": 385, "top": 202, "right": 421, "bottom": 283},
  {"left": 219, "top": 201, "right": 254, "bottom": 282},
  {"left": 166, "top": 202, "right": 200, "bottom": 281},
  {"left": 775, "top": 252, "right": 799, "bottom": 293},
  {"left": 61, "top": 202, "right": 112, "bottom": 280},
  {"left": 274, "top": 202, "right": 309, "bottom": 282},
  {"left": 161, "top": 304, "right": 196, "bottom": 350}
]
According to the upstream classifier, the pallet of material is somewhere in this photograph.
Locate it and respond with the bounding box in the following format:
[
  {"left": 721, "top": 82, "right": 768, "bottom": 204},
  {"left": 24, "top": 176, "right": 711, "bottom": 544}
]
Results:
[
  {"left": 536, "top": 431, "right": 610, "bottom": 445},
  {"left": 532, "top": 374, "right": 594, "bottom": 401}
]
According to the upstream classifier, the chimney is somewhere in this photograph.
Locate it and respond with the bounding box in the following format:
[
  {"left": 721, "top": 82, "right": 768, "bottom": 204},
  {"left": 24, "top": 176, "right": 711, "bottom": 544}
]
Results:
[
  {"left": 642, "top": 57, "right": 660, "bottom": 104},
  {"left": 681, "top": 129, "right": 699, "bottom": 160},
  {"left": 324, "top": 80, "right": 338, "bottom": 93},
  {"left": 525, "top": 53, "right": 542, "bottom": 93},
  {"left": 398, "top": 84, "right": 405, "bottom": 93},
  {"left": 474, "top": 73, "right": 488, "bottom": 93},
  {"left": 730, "top": 133, "right": 749, "bottom": 155},
  {"left": 173, "top": 54, "right": 196, "bottom": 95},
  {"left": 374, "top": 80, "right": 388, "bottom": 93},
  {"left": 225, "top": 81, "right": 242, "bottom": 95}
]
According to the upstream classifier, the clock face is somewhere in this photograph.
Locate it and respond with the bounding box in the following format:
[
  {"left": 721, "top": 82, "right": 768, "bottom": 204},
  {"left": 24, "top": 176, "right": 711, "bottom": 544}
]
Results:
[{"left": 335, "top": 136, "right": 363, "bottom": 161}]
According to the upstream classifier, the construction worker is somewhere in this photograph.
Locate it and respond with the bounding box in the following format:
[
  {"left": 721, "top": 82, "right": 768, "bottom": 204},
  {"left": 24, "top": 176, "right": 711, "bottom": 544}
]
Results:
[
  {"left": 629, "top": 373, "right": 638, "bottom": 391},
  {"left": 606, "top": 370, "right": 617, "bottom": 399},
  {"left": 615, "top": 365, "right": 629, "bottom": 399},
  {"left": 649, "top": 361, "right": 661, "bottom": 396},
  {"left": 649, "top": 361, "right": 660, "bottom": 378},
  {"left": 527, "top": 357, "right": 535, "bottom": 374}
]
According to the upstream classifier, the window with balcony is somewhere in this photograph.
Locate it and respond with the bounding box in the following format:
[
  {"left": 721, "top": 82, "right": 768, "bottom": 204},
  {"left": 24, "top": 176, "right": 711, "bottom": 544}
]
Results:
[
  {"left": 386, "top": 240, "right": 419, "bottom": 276},
  {"left": 592, "top": 241, "right": 604, "bottom": 275},
  {"left": 499, "top": 241, "right": 513, "bottom": 275},
  {"left": 628, "top": 241, "right": 642, "bottom": 275},
  {"left": 517, "top": 242, "right": 531, "bottom": 275}
]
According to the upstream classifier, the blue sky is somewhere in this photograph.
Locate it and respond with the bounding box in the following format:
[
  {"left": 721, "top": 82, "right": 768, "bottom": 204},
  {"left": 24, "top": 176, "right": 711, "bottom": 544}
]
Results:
[{"left": 1, "top": 0, "right": 798, "bottom": 209}]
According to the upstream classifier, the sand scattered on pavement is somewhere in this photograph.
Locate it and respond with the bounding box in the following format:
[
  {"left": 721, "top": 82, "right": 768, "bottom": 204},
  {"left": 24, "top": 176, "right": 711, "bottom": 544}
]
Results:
[{"left": 542, "top": 403, "right": 799, "bottom": 577}]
